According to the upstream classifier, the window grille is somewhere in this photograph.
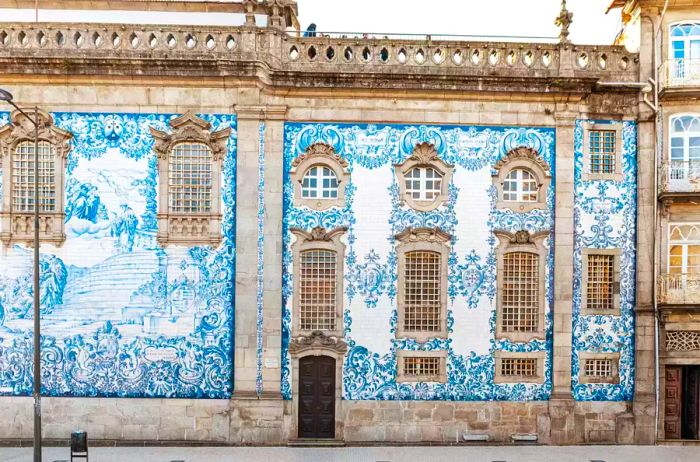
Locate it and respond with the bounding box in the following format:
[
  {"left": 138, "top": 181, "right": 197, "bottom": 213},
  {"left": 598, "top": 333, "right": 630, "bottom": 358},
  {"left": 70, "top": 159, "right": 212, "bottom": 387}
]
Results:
[
  {"left": 12, "top": 141, "right": 55, "bottom": 213},
  {"left": 502, "top": 169, "right": 538, "bottom": 202},
  {"left": 502, "top": 252, "right": 539, "bottom": 333},
  {"left": 299, "top": 249, "right": 337, "bottom": 331},
  {"left": 583, "top": 358, "right": 613, "bottom": 378},
  {"left": 500, "top": 357, "right": 538, "bottom": 378},
  {"left": 587, "top": 254, "right": 615, "bottom": 310},
  {"left": 589, "top": 130, "right": 616, "bottom": 174},
  {"left": 168, "top": 142, "right": 212, "bottom": 214},
  {"left": 403, "top": 250, "right": 441, "bottom": 332},
  {"left": 301, "top": 165, "right": 339, "bottom": 199},
  {"left": 404, "top": 167, "right": 443, "bottom": 202},
  {"left": 403, "top": 356, "right": 441, "bottom": 378}
]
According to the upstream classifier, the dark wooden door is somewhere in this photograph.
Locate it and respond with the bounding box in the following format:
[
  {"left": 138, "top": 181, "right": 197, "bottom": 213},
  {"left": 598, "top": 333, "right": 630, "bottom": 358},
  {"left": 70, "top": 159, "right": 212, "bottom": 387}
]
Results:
[
  {"left": 298, "top": 355, "right": 336, "bottom": 439},
  {"left": 665, "top": 366, "right": 683, "bottom": 439},
  {"left": 683, "top": 366, "right": 700, "bottom": 440}
]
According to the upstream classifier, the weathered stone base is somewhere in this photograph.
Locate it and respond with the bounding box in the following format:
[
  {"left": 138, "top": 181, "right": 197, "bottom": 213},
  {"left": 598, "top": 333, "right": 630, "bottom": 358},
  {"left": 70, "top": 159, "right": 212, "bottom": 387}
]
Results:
[{"left": 0, "top": 397, "right": 650, "bottom": 445}]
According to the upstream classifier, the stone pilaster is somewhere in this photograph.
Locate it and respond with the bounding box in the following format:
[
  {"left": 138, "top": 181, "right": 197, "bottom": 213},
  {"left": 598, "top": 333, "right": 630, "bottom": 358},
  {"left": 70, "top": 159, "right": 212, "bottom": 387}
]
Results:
[{"left": 549, "top": 108, "right": 577, "bottom": 444}]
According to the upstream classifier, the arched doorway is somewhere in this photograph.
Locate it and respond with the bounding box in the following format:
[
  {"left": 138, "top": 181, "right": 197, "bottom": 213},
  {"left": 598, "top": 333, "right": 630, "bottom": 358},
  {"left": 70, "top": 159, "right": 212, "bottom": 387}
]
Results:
[{"left": 298, "top": 355, "right": 336, "bottom": 439}]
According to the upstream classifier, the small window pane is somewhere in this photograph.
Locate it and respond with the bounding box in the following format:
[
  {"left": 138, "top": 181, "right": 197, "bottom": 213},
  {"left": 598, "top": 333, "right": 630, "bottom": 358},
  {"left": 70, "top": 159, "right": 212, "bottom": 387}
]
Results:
[
  {"left": 12, "top": 141, "right": 55, "bottom": 213},
  {"left": 502, "top": 252, "right": 539, "bottom": 333},
  {"left": 500, "top": 358, "right": 537, "bottom": 378},
  {"left": 299, "top": 249, "right": 337, "bottom": 331},
  {"left": 404, "top": 167, "right": 443, "bottom": 203},
  {"left": 403, "top": 250, "right": 441, "bottom": 332},
  {"left": 587, "top": 254, "right": 615, "bottom": 311},
  {"left": 302, "top": 165, "right": 339, "bottom": 200},
  {"left": 403, "top": 356, "right": 441, "bottom": 379},
  {"left": 584, "top": 359, "right": 613, "bottom": 378},
  {"left": 502, "top": 169, "right": 538, "bottom": 203},
  {"left": 589, "top": 130, "right": 616, "bottom": 174}
]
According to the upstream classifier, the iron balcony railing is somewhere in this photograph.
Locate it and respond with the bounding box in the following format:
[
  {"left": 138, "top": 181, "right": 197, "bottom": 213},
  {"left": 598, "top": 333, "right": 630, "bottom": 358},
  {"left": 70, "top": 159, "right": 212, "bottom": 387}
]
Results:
[
  {"left": 660, "top": 160, "right": 700, "bottom": 193},
  {"left": 661, "top": 58, "right": 700, "bottom": 89},
  {"left": 658, "top": 273, "right": 700, "bottom": 305}
]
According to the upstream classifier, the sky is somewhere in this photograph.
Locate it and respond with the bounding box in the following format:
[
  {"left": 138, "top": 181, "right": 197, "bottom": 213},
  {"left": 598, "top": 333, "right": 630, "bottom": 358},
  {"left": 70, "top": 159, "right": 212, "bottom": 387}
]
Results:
[{"left": 0, "top": 0, "right": 623, "bottom": 45}]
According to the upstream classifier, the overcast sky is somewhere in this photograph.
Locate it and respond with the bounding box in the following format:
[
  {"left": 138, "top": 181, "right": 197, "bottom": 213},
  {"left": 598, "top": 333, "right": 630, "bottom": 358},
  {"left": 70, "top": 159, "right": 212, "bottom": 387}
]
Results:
[{"left": 1, "top": 0, "right": 622, "bottom": 45}]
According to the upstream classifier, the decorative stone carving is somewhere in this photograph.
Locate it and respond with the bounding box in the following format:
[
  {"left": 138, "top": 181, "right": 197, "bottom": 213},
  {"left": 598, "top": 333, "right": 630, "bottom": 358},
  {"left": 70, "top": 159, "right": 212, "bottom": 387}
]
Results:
[
  {"left": 492, "top": 146, "right": 550, "bottom": 213},
  {"left": 493, "top": 229, "right": 549, "bottom": 247},
  {"left": 290, "top": 143, "right": 350, "bottom": 210},
  {"left": 493, "top": 146, "right": 551, "bottom": 177},
  {"left": 555, "top": 0, "right": 573, "bottom": 44},
  {"left": 150, "top": 111, "right": 231, "bottom": 247},
  {"left": 288, "top": 331, "right": 348, "bottom": 356},
  {"left": 395, "top": 143, "right": 454, "bottom": 212},
  {"left": 291, "top": 226, "right": 348, "bottom": 244},
  {"left": 666, "top": 331, "right": 700, "bottom": 352},
  {"left": 394, "top": 227, "right": 452, "bottom": 245},
  {"left": 582, "top": 93, "right": 638, "bottom": 116},
  {"left": 0, "top": 108, "right": 72, "bottom": 246}
]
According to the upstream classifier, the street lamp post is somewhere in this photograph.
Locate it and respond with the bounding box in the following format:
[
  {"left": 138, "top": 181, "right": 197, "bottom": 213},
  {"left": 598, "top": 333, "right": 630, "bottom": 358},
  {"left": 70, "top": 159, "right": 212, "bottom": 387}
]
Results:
[{"left": 0, "top": 88, "right": 42, "bottom": 462}]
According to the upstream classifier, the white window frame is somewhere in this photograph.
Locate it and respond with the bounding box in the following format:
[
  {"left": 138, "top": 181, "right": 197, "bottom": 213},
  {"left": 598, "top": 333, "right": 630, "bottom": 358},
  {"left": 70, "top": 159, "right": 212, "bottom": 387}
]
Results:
[
  {"left": 668, "top": 114, "right": 700, "bottom": 183},
  {"left": 668, "top": 223, "right": 700, "bottom": 275},
  {"left": 582, "top": 122, "right": 623, "bottom": 182},
  {"left": 502, "top": 168, "right": 538, "bottom": 203},
  {"left": 291, "top": 143, "right": 350, "bottom": 211},
  {"left": 395, "top": 142, "right": 453, "bottom": 212},
  {"left": 403, "top": 166, "right": 444, "bottom": 202},
  {"left": 300, "top": 165, "right": 340, "bottom": 200},
  {"left": 669, "top": 22, "right": 700, "bottom": 80},
  {"left": 492, "top": 146, "right": 551, "bottom": 213}
]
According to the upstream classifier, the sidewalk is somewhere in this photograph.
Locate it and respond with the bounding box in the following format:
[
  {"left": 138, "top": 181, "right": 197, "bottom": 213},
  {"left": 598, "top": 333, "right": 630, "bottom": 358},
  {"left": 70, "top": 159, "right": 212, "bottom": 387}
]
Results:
[{"left": 1, "top": 445, "right": 698, "bottom": 462}]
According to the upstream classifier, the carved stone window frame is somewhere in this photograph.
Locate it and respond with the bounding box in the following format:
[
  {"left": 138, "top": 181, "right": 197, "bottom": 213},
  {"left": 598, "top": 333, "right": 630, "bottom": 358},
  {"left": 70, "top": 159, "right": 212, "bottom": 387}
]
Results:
[
  {"left": 394, "top": 142, "right": 454, "bottom": 212},
  {"left": 582, "top": 248, "right": 622, "bottom": 316},
  {"left": 395, "top": 227, "right": 451, "bottom": 342},
  {"left": 582, "top": 122, "right": 624, "bottom": 182},
  {"left": 494, "top": 229, "right": 548, "bottom": 343},
  {"left": 494, "top": 351, "right": 546, "bottom": 384},
  {"left": 578, "top": 352, "right": 621, "bottom": 385},
  {"left": 0, "top": 108, "right": 72, "bottom": 246},
  {"left": 290, "top": 143, "right": 350, "bottom": 211},
  {"left": 290, "top": 226, "right": 347, "bottom": 338},
  {"left": 492, "top": 146, "right": 551, "bottom": 213},
  {"left": 396, "top": 349, "right": 448, "bottom": 383},
  {"left": 150, "top": 111, "right": 231, "bottom": 247}
]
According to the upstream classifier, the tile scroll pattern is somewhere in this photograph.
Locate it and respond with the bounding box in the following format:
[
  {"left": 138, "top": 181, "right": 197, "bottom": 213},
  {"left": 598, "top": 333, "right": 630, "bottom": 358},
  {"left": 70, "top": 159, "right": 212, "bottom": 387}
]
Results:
[{"left": 0, "top": 111, "right": 237, "bottom": 398}]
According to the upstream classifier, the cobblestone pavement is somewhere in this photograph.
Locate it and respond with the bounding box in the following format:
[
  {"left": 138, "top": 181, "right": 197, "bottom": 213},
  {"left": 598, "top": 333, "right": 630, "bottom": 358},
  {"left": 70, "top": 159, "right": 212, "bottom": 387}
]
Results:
[{"left": 1, "top": 445, "right": 698, "bottom": 462}]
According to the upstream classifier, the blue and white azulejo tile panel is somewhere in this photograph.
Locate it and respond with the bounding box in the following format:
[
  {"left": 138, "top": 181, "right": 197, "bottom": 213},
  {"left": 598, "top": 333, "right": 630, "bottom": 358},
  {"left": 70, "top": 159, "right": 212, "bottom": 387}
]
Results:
[
  {"left": 282, "top": 122, "right": 556, "bottom": 401},
  {"left": 0, "top": 112, "right": 237, "bottom": 399},
  {"left": 572, "top": 119, "right": 637, "bottom": 401}
]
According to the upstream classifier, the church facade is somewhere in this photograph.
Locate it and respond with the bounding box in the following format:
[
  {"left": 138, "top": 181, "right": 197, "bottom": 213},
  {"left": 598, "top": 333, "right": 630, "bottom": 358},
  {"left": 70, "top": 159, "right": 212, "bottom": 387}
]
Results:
[{"left": 0, "top": 0, "right": 684, "bottom": 445}]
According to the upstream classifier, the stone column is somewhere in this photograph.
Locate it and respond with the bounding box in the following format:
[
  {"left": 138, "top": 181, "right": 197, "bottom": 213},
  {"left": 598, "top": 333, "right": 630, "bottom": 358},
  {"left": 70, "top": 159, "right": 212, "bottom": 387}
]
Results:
[
  {"left": 261, "top": 105, "right": 287, "bottom": 397},
  {"left": 233, "top": 105, "right": 263, "bottom": 397},
  {"left": 548, "top": 108, "right": 577, "bottom": 444}
]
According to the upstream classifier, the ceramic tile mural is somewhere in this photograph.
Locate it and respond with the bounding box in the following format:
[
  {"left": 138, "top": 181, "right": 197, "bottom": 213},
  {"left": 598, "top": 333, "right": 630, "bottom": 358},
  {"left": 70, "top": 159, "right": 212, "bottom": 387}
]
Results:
[
  {"left": 281, "top": 123, "right": 557, "bottom": 401},
  {"left": 0, "top": 112, "right": 237, "bottom": 398},
  {"left": 572, "top": 120, "right": 637, "bottom": 401}
]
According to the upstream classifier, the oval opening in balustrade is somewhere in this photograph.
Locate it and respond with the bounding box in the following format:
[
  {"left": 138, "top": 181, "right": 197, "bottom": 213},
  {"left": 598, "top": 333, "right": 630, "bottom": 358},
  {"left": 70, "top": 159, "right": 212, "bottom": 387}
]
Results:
[
  {"left": 415, "top": 48, "right": 426, "bottom": 64},
  {"left": 92, "top": 32, "right": 102, "bottom": 48},
  {"left": 37, "top": 30, "right": 47, "bottom": 47},
  {"left": 452, "top": 49, "right": 464, "bottom": 65},
  {"left": 433, "top": 48, "right": 445, "bottom": 64},
  {"left": 523, "top": 50, "right": 533, "bottom": 67},
  {"left": 111, "top": 32, "right": 121, "bottom": 48},
  {"left": 18, "top": 31, "right": 28, "bottom": 47},
  {"left": 129, "top": 32, "right": 139, "bottom": 48},
  {"left": 577, "top": 52, "right": 589, "bottom": 68},
  {"left": 471, "top": 49, "right": 481, "bottom": 65},
  {"left": 598, "top": 53, "right": 607, "bottom": 69},
  {"left": 185, "top": 34, "right": 197, "bottom": 49},
  {"left": 206, "top": 35, "right": 216, "bottom": 50},
  {"left": 148, "top": 33, "right": 158, "bottom": 49},
  {"left": 362, "top": 46, "right": 372, "bottom": 62},
  {"left": 289, "top": 45, "right": 299, "bottom": 60},
  {"left": 542, "top": 51, "right": 551, "bottom": 67},
  {"left": 506, "top": 50, "right": 516, "bottom": 66},
  {"left": 380, "top": 47, "right": 389, "bottom": 63},
  {"left": 488, "top": 49, "right": 499, "bottom": 65},
  {"left": 326, "top": 46, "right": 335, "bottom": 60},
  {"left": 344, "top": 46, "right": 353, "bottom": 61},
  {"left": 74, "top": 31, "right": 84, "bottom": 48},
  {"left": 56, "top": 31, "right": 66, "bottom": 47},
  {"left": 307, "top": 45, "right": 317, "bottom": 60},
  {"left": 620, "top": 56, "right": 629, "bottom": 70},
  {"left": 397, "top": 47, "right": 407, "bottom": 64},
  {"left": 167, "top": 34, "right": 176, "bottom": 48},
  {"left": 226, "top": 35, "right": 236, "bottom": 50},
  {"left": 0, "top": 31, "right": 8, "bottom": 46}
]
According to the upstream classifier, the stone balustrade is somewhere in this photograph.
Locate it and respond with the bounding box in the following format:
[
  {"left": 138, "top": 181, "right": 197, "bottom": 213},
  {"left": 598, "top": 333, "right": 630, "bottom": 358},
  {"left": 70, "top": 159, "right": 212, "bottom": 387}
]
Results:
[
  {"left": 0, "top": 23, "right": 640, "bottom": 85},
  {"left": 658, "top": 273, "right": 700, "bottom": 305},
  {"left": 660, "top": 58, "right": 700, "bottom": 90}
]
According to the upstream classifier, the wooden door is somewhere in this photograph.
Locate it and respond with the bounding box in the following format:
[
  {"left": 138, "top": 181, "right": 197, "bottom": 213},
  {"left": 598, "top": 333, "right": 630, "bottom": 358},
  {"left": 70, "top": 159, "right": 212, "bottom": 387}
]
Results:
[
  {"left": 298, "top": 355, "right": 336, "bottom": 439},
  {"left": 665, "top": 366, "right": 683, "bottom": 439},
  {"left": 683, "top": 366, "right": 700, "bottom": 440}
]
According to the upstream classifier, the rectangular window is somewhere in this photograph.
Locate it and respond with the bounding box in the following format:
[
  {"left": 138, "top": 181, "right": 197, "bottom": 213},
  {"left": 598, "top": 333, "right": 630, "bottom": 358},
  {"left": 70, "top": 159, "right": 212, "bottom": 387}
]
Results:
[
  {"left": 299, "top": 249, "right": 337, "bottom": 331},
  {"left": 12, "top": 141, "right": 55, "bottom": 213},
  {"left": 168, "top": 142, "right": 212, "bottom": 214},
  {"left": 586, "top": 254, "right": 615, "bottom": 311},
  {"left": 403, "top": 250, "right": 442, "bottom": 332},
  {"left": 396, "top": 350, "right": 447, "bottom": 383},
  {"left": 589, "top": 130, "right": 616, "bottom": 175},
  {"left": 403, "top": 356, "right": 440, "bottom": 378},
  {"left": 500, "top": 358, "right": 537, "bottom": 378},
  {"left": 584, "top": 358, "right": 613, "bottom": 378},
  {"left": 502, "top": 252, "right": 539, "bottom": 333},
  {"left": 494, "top": 352, "right": 545, "bottom": 383},
  {"left": 579, "top": 353, "right": 620, "bottom": 384}
]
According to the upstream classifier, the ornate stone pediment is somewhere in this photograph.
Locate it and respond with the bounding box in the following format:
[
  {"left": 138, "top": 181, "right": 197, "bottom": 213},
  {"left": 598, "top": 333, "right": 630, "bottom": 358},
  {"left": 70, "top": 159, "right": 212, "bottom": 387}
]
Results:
[
  {"left": 150, "top": 111, "right": 231, "bottom": 161},
  {"left": 0, "top": 108, "right": 72, "bottom": 159},
  {"left": 493, "top": 146, "right": 550, "bottom": 177},
  {"left": 288, "top": 331, "right": 348, "bottom": 356},
  {"left": 394, "top": 227, "right": 452, "bottom": 244},
  {"left": 290, "top": 226, "right": 347, "bottom": 243},
  {"left": 291, "top": 142, "right": 348, "bottom": 169},
  {"left": 493, "top": 229, "right": 549, "bottom": 246}
]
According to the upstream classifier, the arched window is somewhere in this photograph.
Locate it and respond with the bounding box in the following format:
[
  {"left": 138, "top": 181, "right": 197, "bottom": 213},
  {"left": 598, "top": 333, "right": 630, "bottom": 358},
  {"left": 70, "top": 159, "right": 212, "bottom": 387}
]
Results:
[
  {"left": 669, "top": 115, "right": 700, "bottom": 181},
  {"left": 395, "top": 143, "right": 453, "bottom": 212},
  {"left": 0, "top": 109, "right": 72, "bottom": 246},
  {"left": 291, "top": 226, "right": 346, "bottom": 337},
  {"left": 168, "top": 142, "right": 213, "bottom": 214},
  {"left": 12, "top": 141, "right": 56, "bottom": 213},
  {"left": 150, "top": 111, "right": 231, "bottom": 246},
  {"left": 301, "top": 165, "right": 339, "bottom": 199},
  {"left": 492, "top": 147, "right": 550, "bottom": 212},
  {"left": 299, "top": 248, "right": 338, "bottom": 331},
  {"left": 671, "top": 23, "right": 700, "bottom": 79},
  {"left": 291, "top": 143, "right": 349, "bottom": 210},
  {"left": 502, "top": 168, "right": 538, "bottom": 203},
  {"left": 404, "top": 166, "right": 443, "bottom": 202}
]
